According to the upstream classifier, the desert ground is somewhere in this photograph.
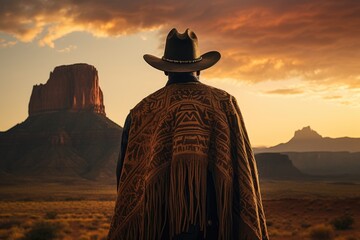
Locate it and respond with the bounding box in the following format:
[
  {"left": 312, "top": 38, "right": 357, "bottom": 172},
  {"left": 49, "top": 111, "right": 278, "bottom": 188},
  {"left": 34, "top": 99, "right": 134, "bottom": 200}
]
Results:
[{"left": 0, "top": 179, "right": 359, "bottom": 240}]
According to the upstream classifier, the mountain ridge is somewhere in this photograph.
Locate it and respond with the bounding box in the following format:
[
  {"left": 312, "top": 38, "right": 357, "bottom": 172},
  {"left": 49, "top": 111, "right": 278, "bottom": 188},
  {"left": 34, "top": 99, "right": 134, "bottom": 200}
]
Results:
[{"left": 255, "top": 126, "right": 360, "bottom": 153}]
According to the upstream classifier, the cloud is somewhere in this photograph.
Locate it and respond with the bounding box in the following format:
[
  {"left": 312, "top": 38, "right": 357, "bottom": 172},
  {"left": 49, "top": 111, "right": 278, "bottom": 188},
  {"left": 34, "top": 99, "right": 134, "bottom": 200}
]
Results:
[
  {"left": 265, "top": 88, "right": 304, "bottom": 95},
  {"left": 340, "top": 101, "right": 351, "bottom": 106},
  {"left": 56, "top": 44, "right": 77, "bottom": 53},
  {"left": 0, "top": 38, "right": 17, "bottom": 48},
  {"left": 323, "top": 95, "right": 342, "bottom": 100},
  {"left": 0, "top": 0, "right": 359, "bottom": 89}
]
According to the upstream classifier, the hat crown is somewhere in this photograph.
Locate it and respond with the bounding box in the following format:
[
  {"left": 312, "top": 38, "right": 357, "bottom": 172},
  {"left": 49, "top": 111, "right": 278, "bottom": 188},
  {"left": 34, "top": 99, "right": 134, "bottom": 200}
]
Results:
[{"left": 163, "top": 28, "right": 201, "bottom": 61}]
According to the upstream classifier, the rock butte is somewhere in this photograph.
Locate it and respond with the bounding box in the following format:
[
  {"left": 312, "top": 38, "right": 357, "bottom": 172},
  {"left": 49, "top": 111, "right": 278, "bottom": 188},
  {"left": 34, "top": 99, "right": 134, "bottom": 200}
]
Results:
[
  {"left": 28, "top": 63, "right": 105, "bottom": 116},
  {"left": 0, "top": 63, "right": 121, "bottom": 181}
]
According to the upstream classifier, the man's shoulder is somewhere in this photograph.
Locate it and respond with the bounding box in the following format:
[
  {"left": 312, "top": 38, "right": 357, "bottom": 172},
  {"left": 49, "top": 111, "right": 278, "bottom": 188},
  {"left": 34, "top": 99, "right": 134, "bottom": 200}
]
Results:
[
  {"left": 131, "top": 83, "right": 235, "bottom": 113},
  {"left": 201, "top": 83, "right": 233, "bottom": 99}
]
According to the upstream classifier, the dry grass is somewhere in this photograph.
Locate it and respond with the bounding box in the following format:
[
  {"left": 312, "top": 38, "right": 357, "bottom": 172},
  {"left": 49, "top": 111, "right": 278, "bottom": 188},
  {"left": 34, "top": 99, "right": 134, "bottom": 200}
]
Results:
[
  {"left": 307, "top": 224, "right": 335, "bottom": 240},
  {"left": 263, "top": 198, "right": 360, "bottom": 240},
  {"left": 0, "top": 180, "right": 359, "bottom": 240},
  {"left": 0, "top": 200, "right": 114, "bottom": 240},
  {"left": 1, "top": 199, "right": 358, "bottom": 240}
]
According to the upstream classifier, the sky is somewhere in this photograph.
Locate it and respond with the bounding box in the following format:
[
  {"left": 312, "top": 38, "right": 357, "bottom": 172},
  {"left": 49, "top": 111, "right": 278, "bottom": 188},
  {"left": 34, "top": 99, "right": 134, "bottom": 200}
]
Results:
[{"left": 0, "top": 0, "right": 359, "bottom": 147}]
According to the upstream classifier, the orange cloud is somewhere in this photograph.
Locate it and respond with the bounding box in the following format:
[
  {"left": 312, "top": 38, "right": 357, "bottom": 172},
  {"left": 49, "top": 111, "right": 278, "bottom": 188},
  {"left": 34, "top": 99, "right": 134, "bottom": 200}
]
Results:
[
  {"left": 323, "top": 95, "right": 342, "bottom": 100},
  {"left": 265, "top": 88, "right": 304, "bottom": 95},
  {"left": 1, "top": 0, "right": 359, "bottom": 90}
]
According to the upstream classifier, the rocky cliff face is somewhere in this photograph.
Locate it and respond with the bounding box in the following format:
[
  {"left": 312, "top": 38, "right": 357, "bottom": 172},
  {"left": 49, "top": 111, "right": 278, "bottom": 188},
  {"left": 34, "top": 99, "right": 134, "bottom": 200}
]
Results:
[
  {"left": 285, "top": 152, "right": 360, "bottom": 175},
  {"left": 255, "top": 153, "right": 306, "bottom": 180},
  {"left": 29, "top": 63, "right": 105, "bottom": 116},
  {"left": 0, "top": 63, "right": 121, "bottom": 182}
]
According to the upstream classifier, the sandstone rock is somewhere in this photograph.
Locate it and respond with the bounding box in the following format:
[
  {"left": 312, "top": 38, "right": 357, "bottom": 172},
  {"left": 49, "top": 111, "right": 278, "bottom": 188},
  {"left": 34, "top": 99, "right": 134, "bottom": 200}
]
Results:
[
  {"left": 0, "top": 63, "right": 121, "bottom": 182},
  {"left": 29, "top": 63, "right": 105, "bottom": 116}
]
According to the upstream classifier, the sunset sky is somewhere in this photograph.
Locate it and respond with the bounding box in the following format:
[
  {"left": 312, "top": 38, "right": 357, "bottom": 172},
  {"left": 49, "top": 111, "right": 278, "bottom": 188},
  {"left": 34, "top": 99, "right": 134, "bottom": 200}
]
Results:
[{"left": 0, "top": 0, "right": 359, "bottom": 147}]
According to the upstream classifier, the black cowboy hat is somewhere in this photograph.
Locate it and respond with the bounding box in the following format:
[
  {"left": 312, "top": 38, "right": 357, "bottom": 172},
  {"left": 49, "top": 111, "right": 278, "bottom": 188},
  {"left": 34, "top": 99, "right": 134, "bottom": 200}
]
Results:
[{"left": 143, "top": 28, "right": 221, "bottom": 72}]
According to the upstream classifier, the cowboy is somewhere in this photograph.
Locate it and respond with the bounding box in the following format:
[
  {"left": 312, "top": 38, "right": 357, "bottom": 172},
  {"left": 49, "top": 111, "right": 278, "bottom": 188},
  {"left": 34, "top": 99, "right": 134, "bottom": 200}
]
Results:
[{"left": 108, "top": 28, "right": 269, "bottom": 240}]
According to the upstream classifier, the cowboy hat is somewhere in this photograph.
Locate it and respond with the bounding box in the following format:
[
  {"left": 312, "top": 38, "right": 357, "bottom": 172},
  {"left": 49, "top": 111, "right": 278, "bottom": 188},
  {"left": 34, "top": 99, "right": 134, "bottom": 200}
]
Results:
[{"left": 143, "top": 28, "right": 221, "bottom": 72}]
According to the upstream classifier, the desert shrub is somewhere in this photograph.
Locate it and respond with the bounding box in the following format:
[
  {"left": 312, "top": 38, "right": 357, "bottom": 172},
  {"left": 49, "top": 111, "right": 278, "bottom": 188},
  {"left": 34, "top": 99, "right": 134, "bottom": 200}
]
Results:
[
  {"left": 0, "top": 220, "right": 21, "bottom": 229},
  {"left": 23, "top": 221, "right": 62, "bottom": 240},
  {"left": 331, "top": 214, "right": 354, "bottom": 230},
  {"left": 45, "top": 211, "right": 58, "bottom": 219},
  {"left": 301, "top": 223, "right": 311, "bottom": 229},
  {"left": 308, "top": 224, "right": 334, "bottom": 240}
]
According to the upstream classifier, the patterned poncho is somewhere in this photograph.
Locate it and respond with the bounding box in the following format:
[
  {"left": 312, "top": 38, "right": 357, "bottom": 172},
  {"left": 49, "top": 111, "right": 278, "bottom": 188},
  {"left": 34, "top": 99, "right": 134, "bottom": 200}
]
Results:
[{"left": 108, "top": 82, "right": 269, "bottom": 240}]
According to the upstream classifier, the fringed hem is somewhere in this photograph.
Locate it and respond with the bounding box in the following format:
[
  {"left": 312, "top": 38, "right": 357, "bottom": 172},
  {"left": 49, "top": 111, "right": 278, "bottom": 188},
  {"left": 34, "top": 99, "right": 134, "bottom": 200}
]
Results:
[
  {"left": 144, "top": 165, "right": 170, "bottom": 239},
  {"left": 168, "top": 154, "right": 208, "bottom": 239},
  {"left": 213, "top": 168, "right": 233, "bottom": 240}
]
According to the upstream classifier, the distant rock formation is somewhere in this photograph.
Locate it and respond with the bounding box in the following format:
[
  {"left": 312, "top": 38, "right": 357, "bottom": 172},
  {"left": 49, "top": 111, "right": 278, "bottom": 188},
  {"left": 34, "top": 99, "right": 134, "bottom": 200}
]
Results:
[
  {"left": 29, "top": 63, "right": 105, "bottom": 116},
  {"left": 255, "top": 153, "right": 306, "bottom": 180},
  {"left": 255, "top": 126, "right": 360, "bottom": 153},
  {"left": 286, "top": 152, "right": 360, "bottom": 176},
  {"left": 293, "top": 126, "right": 322, "bottom": 140},
  {"left": 253, "top": 126, "right": 360, "bottom": 178},
  {"left": 0, "top": 64, "right": 121, "bottom": 182}
]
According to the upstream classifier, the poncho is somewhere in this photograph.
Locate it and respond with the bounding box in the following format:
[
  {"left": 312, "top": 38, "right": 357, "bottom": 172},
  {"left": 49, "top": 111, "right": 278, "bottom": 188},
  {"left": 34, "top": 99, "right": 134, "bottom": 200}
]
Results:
[{"left": 108, "top": 82, "right": 269, "bottom": 240}]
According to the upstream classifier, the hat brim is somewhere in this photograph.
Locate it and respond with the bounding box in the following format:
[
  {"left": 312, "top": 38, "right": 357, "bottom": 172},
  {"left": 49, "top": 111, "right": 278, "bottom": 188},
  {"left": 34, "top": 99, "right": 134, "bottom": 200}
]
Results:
[{"left": 143, "top": 51, "right": 221, "bottom": 72}]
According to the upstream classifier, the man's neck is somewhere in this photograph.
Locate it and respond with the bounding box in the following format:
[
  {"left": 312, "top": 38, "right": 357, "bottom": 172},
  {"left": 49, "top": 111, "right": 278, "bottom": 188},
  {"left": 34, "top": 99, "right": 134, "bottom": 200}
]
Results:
[{"left": 166, "top": 72, "right": 200, "bottom": 86}]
